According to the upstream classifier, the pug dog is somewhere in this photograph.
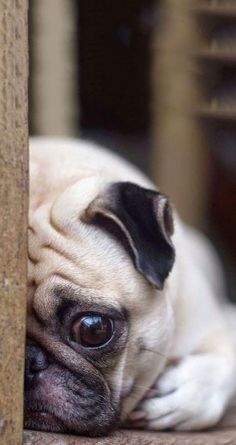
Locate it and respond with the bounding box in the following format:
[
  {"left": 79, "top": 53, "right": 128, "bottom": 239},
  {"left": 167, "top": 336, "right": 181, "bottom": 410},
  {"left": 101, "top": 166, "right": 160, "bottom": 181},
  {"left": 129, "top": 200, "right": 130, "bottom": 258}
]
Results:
[{"left": 25, "top": 137, "right": 236, "bottom": 436}]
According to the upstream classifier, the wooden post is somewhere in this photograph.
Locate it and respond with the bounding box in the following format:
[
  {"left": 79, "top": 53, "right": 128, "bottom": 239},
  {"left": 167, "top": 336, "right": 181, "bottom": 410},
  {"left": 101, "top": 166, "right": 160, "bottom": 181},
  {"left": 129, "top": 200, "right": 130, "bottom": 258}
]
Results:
[
  {"left": 0, "top": 1, "right": 28, "bottom": 445},
  {"left": 151, "top": 0, "right": 207, "bottom": 228}
]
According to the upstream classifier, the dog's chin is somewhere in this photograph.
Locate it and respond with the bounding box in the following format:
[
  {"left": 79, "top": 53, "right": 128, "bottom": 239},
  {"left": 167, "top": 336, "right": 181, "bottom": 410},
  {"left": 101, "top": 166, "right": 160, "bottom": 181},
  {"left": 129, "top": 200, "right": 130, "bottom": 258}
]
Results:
[
  {"left": 24, "top": 410, "right": 66, "bottom": 434},
  {"left": 24, "top": 404, "right": 120, "bottom": 437}
]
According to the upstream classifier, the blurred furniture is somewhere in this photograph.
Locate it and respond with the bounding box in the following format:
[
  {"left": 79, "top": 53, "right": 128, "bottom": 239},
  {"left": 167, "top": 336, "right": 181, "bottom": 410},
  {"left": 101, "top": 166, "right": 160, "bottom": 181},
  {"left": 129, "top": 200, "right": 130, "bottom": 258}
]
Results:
[
  {"left": 194, "top": 0, "right": 236, "bottom": 252},
  {"left": 152, "top": 0, "right": 236, "bottom": 235},
  {"left": 152, "top": 0, "right": 207, "bottom": 228},
  {"left": 80, "top": 0, "right": 155, "bottom": 133},
  {"left": 30, "top": 0, "right": 79, "bottom": 136}
]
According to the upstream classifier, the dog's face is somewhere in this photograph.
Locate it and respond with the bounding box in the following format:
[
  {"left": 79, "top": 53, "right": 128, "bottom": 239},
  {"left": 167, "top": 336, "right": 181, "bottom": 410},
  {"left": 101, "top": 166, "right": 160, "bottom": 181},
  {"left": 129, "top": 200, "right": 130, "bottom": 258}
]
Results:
[{"left": 25, "top": 178, "right": 175, "bottom": 436}]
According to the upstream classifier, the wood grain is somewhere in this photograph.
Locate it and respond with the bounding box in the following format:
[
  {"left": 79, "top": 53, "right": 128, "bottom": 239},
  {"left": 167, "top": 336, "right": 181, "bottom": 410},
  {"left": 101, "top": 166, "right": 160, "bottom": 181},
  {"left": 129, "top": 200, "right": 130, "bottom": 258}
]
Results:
[{"left": 0, "top": 1, "right": 28, "bottom": 445}]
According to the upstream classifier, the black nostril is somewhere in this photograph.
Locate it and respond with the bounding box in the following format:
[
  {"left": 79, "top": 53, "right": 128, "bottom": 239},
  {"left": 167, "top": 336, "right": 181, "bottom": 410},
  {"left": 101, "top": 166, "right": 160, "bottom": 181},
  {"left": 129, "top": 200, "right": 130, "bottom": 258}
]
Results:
[
  {"left": 30, "top": 350, "right": 48, "bottom": 372},
  {"left": 25, "top": 344, "right": 49, "bottom": 378}
]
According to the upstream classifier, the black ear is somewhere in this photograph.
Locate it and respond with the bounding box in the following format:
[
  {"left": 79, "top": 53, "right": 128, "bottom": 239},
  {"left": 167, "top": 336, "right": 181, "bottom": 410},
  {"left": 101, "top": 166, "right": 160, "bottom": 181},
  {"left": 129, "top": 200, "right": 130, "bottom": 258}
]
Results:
[{"left": 83, "top": 182, "right": 175, "bottom": 290}]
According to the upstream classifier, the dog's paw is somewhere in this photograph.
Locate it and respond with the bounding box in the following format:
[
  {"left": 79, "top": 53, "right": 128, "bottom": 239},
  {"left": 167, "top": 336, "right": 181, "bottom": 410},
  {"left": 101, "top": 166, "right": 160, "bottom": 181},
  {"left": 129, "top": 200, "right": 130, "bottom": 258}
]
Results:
[{"left": 127, "top": 354, "right": 235, "bottom": 431}]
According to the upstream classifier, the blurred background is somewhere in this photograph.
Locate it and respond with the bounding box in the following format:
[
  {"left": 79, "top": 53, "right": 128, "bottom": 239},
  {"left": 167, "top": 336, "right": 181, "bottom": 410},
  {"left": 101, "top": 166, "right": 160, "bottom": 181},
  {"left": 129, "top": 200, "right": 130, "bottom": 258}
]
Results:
[{"left": 29, "top": 0, "right": 236, "bottom": 302}]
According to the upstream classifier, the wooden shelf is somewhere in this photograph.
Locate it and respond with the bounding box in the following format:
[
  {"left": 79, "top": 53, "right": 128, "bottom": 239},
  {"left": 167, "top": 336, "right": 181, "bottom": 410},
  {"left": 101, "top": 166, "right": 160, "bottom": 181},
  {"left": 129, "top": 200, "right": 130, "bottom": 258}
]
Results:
[
  {"left": 195, "top": 48, "right": 236, "bottom": 63},
  {"left": 193, "top": 4, "right": 236, "bottom": 19},
  {"left": 196, "top": 105, "right": 236, "bottom": 121}
]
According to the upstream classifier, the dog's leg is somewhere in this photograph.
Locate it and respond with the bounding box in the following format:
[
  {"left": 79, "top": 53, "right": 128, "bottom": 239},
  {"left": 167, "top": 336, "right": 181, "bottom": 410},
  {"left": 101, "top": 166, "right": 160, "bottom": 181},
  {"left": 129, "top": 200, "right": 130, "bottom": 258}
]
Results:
[
  {"left": 128, "top": 349, "right": 236, "bottom": 430},
  {"left": 127, "top": 237, "right": 236, "bottom": 431}
]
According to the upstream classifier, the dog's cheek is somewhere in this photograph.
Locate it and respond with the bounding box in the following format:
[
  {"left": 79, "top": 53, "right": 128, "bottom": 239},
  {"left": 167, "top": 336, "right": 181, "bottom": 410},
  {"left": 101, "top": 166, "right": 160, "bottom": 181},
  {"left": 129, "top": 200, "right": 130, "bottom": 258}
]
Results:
[
  {"left": 102, "top": 349, "right": 133, "bottom": 407},
  {"left": 120, "top": 303, "right": 175, "bottom": 418}
]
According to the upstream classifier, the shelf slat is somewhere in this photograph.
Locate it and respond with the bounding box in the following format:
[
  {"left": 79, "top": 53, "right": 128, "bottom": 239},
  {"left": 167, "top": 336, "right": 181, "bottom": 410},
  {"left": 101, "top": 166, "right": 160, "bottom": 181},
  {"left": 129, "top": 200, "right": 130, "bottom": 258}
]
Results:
[
  {"left": 193, "top": 4, "right": 236, "bottom": 19},
  {"left": 195, "top": 48, "right": 236, "bottom": 63},
  {"left": 196, "top": 105, "right": 236, "bottom": 121}
]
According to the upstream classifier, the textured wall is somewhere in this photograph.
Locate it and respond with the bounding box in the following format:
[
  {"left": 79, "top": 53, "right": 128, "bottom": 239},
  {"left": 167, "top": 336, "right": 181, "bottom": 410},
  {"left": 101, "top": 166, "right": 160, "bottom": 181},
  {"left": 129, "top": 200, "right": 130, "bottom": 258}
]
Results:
[{"left": 0, "top": 1, "right": 28, "bottom": 444}]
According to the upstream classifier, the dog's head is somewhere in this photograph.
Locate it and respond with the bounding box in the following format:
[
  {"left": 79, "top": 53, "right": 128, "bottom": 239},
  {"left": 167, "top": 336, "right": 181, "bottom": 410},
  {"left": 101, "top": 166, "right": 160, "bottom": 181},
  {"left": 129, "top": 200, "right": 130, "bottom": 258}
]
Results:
[{"left": 25, "top": 178, "right": 175, "bottom": 436}]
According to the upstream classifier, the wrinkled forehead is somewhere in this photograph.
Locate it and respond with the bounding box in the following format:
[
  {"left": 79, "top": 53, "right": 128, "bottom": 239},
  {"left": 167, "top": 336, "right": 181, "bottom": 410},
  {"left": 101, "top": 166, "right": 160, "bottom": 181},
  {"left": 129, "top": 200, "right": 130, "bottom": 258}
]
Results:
[
  {"left": 29, "top": 200, "right": 135, "bottom": 279},
  {"left": 30, "top": 278, "right": 127, "bottom": 324},
  {"left": 29, "top": 209, "right": 151, "bottom": 308},
  {"left": 28, "top": 194, "right": 156, "bottom": 327}
]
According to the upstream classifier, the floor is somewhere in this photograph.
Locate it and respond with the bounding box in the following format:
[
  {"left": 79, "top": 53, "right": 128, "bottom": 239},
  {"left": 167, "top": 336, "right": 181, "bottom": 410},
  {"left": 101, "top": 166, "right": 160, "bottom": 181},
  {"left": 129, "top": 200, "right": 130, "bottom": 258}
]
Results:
[{"left": 24, "top": 398, "right": 236, "bottom": 445}]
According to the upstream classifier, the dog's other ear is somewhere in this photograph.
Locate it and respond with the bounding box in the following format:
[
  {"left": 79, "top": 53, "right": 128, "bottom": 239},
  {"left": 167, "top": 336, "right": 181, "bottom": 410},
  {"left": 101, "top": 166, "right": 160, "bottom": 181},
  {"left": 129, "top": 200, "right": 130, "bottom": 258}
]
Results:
[{"left": 83, "top": 182, "right": 175, "bottom": 290}]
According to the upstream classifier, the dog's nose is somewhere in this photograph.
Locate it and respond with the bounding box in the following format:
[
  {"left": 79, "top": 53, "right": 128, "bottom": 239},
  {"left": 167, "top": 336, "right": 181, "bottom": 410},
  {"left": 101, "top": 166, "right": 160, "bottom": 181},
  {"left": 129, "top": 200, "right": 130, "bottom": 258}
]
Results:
[{"left": 25, "top": 344, "right": 49, "bottom": 382}]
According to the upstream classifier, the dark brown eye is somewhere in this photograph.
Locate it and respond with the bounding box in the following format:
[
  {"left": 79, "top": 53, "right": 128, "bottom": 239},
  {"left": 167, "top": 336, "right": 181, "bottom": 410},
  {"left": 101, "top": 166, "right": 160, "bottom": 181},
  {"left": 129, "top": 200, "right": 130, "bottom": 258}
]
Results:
[{"left": 71, "top": 314, "right": 114, "bottom": 348}]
